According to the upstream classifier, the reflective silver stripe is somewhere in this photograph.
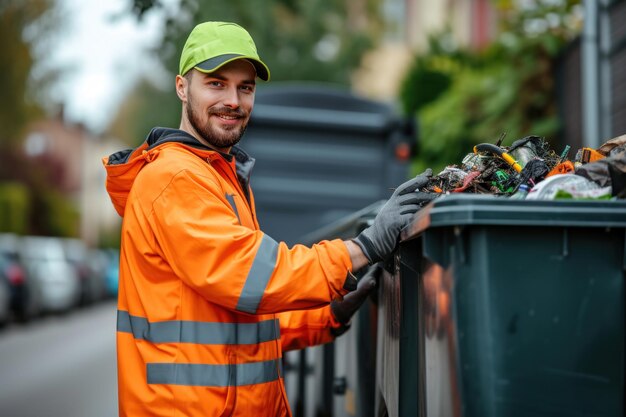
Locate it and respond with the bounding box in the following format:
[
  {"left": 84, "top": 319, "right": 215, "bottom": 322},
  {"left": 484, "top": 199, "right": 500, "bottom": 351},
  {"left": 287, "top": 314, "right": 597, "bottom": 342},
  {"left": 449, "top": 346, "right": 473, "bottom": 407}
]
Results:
[
  {"left": 147, "top": 359, "right": 284, "bottom": 387},
  {"left": 225, "top": 193, "right": 241, "bottom": 224},
  {"left": 236, "top": 235, "right": 279, "bottom": 314},
  {"left": 117, "top": 310, "right": 279, "bottom": 345}
]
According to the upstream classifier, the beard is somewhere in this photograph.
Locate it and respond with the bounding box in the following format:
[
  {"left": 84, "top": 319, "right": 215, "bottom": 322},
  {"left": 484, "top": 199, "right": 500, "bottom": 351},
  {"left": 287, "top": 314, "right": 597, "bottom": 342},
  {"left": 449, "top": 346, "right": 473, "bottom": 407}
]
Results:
[{"left": 186, "top": 91, "right": 249, "bottom": 150}]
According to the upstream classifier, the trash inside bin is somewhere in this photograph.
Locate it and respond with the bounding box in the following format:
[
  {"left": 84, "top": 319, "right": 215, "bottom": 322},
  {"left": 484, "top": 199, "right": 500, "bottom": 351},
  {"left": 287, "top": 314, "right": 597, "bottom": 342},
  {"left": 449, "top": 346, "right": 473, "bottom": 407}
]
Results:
[{"left": 400, "top": 194, "right": 626, "bottom": 417}]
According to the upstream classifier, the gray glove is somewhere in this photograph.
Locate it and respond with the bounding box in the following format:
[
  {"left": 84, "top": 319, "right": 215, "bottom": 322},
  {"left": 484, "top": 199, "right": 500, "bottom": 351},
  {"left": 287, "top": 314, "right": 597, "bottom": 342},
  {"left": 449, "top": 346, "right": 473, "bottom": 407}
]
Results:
[
  {"left": 331, "top": 264, "right": 382, "bottom": 336},
  {"left": 353, "top": 169, "right": 435, "bottom": 263}
]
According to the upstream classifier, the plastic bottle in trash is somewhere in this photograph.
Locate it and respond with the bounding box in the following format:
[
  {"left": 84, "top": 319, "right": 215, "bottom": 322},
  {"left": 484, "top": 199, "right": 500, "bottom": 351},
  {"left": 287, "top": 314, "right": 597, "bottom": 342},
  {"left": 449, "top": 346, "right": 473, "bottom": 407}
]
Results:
[{"left": 510, "top": 184, "right": 530, "bottom": 200}]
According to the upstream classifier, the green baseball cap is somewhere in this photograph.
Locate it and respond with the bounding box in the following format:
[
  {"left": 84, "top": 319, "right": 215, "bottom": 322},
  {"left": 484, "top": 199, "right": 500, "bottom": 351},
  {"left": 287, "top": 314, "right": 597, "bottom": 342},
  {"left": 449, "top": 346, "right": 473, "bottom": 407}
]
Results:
[{"left": 179, "top": 21, "right": 270, "bottom": 81}]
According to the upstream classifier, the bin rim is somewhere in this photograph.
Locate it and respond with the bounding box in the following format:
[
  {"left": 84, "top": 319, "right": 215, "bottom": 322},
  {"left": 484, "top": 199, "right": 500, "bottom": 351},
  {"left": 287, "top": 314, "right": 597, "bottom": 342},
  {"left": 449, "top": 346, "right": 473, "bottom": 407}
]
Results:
[{"left": 402, "top": 194, "right": 626, "bottom": 241}]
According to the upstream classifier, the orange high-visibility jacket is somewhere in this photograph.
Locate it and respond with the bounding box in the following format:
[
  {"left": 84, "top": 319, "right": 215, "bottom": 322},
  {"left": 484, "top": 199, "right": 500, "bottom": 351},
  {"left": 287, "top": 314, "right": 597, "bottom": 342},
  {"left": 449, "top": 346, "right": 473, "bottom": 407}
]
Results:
[{"left": 103, "top": 128, "right": 354, "bottom": 417}]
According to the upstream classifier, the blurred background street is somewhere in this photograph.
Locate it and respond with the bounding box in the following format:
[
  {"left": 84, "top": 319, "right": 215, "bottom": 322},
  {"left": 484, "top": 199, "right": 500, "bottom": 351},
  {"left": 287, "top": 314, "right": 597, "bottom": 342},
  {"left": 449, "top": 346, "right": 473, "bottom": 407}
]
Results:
[
  {"left": 0, "top": 301, "right": 117, "bottom": 417},
  {"left": 1, "top": 0, "right": 625, "bottom": 416}
]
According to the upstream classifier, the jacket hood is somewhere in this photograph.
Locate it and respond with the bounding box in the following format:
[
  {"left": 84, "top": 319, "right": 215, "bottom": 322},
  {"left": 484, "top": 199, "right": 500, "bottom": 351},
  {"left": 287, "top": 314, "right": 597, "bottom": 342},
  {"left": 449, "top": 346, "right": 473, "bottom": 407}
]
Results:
[{"left": 102, "top": 127, "right": 255, "bottom": 217}]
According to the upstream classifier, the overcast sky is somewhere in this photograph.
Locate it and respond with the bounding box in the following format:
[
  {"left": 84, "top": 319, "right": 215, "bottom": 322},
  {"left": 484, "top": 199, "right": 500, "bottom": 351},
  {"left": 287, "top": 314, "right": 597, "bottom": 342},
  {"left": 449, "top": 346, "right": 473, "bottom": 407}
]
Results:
[{"left": 47, "top": 0, "right": 177, "bottom": 133}]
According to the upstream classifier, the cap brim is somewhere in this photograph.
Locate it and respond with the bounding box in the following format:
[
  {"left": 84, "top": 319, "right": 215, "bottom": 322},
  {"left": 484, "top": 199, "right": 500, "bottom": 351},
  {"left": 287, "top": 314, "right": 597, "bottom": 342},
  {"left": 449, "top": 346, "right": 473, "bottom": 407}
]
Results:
[{"left": 195, "top": 54, "right": 270, "bottom": 81}]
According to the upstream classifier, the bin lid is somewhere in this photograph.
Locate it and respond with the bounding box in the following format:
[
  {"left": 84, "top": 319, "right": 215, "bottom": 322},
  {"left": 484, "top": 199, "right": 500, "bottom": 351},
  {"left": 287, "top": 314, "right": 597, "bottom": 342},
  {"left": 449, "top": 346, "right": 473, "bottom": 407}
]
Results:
[
  {"left": 249, "top": 83, "right": 405, "bottom": 134},
  {"left": 402, "top": 194, "right": 626, "bottom": 241}
]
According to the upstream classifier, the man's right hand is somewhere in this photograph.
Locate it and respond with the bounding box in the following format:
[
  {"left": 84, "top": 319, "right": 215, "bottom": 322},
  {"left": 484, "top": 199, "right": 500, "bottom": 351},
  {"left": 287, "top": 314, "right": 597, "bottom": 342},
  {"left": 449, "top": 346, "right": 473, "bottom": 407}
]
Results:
[{"left": 352, "top": 169, "right": 436, "bottom": 264}]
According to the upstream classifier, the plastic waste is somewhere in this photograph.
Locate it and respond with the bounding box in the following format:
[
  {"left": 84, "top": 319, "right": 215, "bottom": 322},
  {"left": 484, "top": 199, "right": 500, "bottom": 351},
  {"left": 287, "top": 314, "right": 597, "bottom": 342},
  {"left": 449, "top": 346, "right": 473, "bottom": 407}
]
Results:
[
  {"left": 510, "top": 184, "right": 530, "bottom": 200},
  {"left": 553, "top": 186, "right": 613, "bottom": 200},
  {"left": 437, "top": 167, "right": 468, "bottom": 189},
  {"left": 462, "top": 153, "right": 487, "bottom": 171},
  {"left": 492, "top": 170, "right": 513, "bottom": 193},
  {"left": 546, "top": 161, "right": 575, "bottom": 177},
  {"left": 526, "top": 174, "right": 601, "bottom": 200},
  {"left": 576, "top": 144, "right": 626, "bottom": 197},
  {"left": 518, "top": 159, "right": 550, "bottom": 187},
  {"left": 596, "top": 134, "right": 626, "bottom": 157}
]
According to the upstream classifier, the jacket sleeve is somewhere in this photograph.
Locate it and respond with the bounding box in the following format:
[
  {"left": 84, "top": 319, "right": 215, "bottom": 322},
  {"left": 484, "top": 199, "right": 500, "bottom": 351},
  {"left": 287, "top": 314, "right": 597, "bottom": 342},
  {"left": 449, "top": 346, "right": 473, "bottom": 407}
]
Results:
[
  {"left": 150, "top": 168, "right": 353, "bottom": 315},
  {"left": 277, "top": 306, "right": 342, "bottom": 352}
]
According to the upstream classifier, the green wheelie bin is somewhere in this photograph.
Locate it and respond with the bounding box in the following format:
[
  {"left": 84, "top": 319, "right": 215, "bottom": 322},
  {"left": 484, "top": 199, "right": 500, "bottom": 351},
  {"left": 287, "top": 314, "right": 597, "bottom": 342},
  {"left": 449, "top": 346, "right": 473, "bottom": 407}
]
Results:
[{"left": 388, "top": 194, "right": 626, "bottom": 417}]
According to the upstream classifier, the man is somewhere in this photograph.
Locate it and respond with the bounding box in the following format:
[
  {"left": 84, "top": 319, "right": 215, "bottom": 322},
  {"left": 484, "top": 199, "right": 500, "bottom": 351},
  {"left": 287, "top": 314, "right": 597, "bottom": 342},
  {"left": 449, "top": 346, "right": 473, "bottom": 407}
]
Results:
[{"left": 103, "top": 21, "right": 433, "bottom": 417}]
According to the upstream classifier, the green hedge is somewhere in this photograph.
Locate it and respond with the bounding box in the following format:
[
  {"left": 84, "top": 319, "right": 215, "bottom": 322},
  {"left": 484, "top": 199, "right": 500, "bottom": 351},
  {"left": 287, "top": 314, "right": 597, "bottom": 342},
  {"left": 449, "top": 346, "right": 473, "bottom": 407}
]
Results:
[
  {"left": 399, "top": 1, "right": 582, "bottom": 174},
  {"left": 0, "top": 182, "right": 30, "bottom": 234}
]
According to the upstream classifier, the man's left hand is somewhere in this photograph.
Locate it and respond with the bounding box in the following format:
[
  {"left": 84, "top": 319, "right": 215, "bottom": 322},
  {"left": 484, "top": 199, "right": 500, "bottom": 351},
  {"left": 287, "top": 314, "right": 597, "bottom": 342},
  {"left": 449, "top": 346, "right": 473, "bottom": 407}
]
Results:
[{"left": 331, "top": 264, "right": 382, "bottom": 335}]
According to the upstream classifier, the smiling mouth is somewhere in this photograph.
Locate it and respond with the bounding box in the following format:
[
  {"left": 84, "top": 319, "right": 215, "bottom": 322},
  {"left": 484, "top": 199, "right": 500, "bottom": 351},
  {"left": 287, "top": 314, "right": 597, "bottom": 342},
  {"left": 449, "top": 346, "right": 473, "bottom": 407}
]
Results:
[{"left": 215, "top": 114, "right": 241, "bottom": 120}]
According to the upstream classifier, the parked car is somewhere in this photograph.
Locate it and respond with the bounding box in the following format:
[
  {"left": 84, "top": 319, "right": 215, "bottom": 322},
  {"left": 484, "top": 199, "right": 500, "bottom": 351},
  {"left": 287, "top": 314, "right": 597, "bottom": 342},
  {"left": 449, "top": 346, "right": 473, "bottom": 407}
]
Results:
[
  {"left": 0, "top": 257, "right": 11, "bottom": 326},
  {"left": 86, "top": 248, "right": 109, "bottom": 302},
  {"left": 0, "top": 233, "right": 40, "bottom": 321},
  {"left": 61, "top": 238, "right": 106, "bottom": 305},
  {"left": 19, "top": 236, "right": 80, "bottom": 313},
  {"left": 0, "top": 252, "right": 24, "bottom": 324},
  {"left": 103, "top": 249, "right": 119, "bottom": 298}
]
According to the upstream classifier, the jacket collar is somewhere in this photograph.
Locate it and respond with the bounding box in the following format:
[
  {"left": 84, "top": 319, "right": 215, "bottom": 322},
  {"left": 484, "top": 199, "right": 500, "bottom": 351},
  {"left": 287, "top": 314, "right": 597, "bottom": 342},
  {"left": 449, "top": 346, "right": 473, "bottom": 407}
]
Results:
[
  {"left": 108, "top": 127, "right": 255, "bottom": 171},
  {"left": 103, "top": 127, "right": 257, "bottom": 217}
]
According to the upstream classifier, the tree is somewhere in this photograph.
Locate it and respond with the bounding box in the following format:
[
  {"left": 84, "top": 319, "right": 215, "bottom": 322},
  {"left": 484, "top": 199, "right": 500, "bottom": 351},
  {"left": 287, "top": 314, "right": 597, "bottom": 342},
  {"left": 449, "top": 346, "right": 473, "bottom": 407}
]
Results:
[
  {"left": 0, "top": 0, "right": 77, "bottom": 236},
  {"left": 400, "top": 0, "right": 583, "bottom": 174},
  {"left": 135, "top": 0, "right": 384, "bottom": 83},
  {"left": 0, "top": 0, "right": 56, "bottom": 143}
]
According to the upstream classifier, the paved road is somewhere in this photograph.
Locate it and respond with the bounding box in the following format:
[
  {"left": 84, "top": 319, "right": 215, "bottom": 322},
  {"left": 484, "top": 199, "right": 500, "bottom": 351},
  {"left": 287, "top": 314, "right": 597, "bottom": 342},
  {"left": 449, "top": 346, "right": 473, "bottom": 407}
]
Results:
[{"left": 0, "top": 301, "right": 118, "bottom": 417}]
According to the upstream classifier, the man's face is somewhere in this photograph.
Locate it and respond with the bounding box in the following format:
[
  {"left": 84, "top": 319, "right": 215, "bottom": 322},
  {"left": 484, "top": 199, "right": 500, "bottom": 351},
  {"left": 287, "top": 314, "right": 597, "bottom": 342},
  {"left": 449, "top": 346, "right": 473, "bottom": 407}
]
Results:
[{"left": 181, "top": 60, "right": 256, "bottom": 151}]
